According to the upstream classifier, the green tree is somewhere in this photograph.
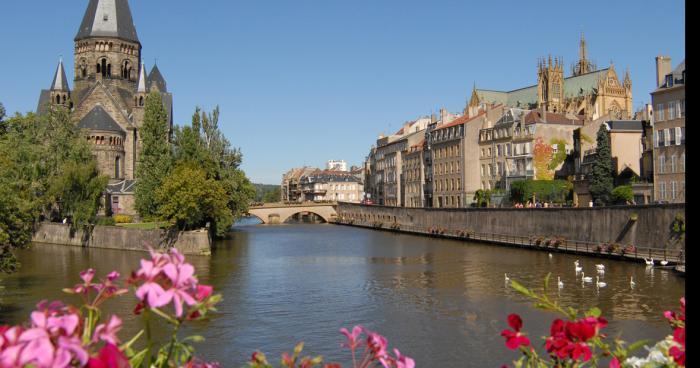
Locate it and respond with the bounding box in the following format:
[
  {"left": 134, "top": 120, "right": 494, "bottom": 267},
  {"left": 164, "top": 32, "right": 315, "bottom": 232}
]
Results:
[
  {"left": 473, "top": 189, "right": 491, "bottom": 207},
  {"left": 156, "top": 164, "right": 231, "bottom": 233},
  {"left": 611, "top": 185, "right": 634, "bottom": 204},
  {"left": 262, "top": 187, "right": 281, "bottom": 203},
  {"left": 509, "top": 180, "right": 572, "bottom": 204},
  {"left": 135, "top": 91, "right": 172, "bottom": 219},
  {"left": 0, "top": 102, "right": 6, "bottom": 134},
  {"left": 589, "top": 124, "right": 614, "bottom": 206},
  {"left": 0, "top": 107, "right": 107, "bottom": 273}
]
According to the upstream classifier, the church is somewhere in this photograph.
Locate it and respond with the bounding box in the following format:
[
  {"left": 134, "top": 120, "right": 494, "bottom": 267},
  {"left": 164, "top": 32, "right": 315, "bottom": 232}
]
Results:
[
  {"left": 36, "top": 0, "right": 173, "bottom": 216},
  {"left": 467, "top": 35, "right": 633, "bottom": 120}
]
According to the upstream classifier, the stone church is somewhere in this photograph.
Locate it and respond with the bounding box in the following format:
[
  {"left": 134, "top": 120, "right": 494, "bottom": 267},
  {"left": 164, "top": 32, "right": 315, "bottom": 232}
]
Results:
[
  {"left": 36, "top": 0, "right": 173, "bottom": 216},
  {"left": 467, "top": 35, "right": 633, "bottom": 120}
]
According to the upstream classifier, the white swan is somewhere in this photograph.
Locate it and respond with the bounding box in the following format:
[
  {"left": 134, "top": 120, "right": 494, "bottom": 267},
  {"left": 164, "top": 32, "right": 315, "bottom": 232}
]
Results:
[
  {"left": 596, "top": 264, "right": 605, "bottom": 270},
  {"left": 574, "top": 260, "right": 580, "bottom": 265},
  {"left": 596, "top": 276, "right": 606, "bottom": 288},
  {"left": 630, "top": 276, "right": 636, "bottom": 287},
  {"left": 575, "top": 264, "right": 583, "bottom": 272},
  {"left": 660, "top": 260, "right": 669, "bottom": 266},
  {"left": 582, "top": 272, "right": 593, "bottom": 282},
  {"left": 505, "top": 273, "right": 510, "bottom": 282},
  {"left": 597, "top": 268, "right": 605, "bottom": 275},
  {"left": 549, "top": 253, "right": 553, "bottom": 258},
  {"left": 558, "top": 276, "right": 564, "bottom": 288},
  {"left": 644, "top": 258, "right": 655, "bottom": 266}
]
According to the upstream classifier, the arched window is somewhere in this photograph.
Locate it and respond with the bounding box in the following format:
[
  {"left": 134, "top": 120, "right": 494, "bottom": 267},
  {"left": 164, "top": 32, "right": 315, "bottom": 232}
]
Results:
[
  {"left": 56, "top": 95, "right": 60, "bottom": 104},
  {"left": 107, "top": 64, "right": 111, "bottom": 77},
  {"left": 115, "top": 156, "right": 121, "bottom": 178},
  {"left": 62, "top": 95, "right": 66, "bottom": 104},
  {"left": 139, "top": 96, "right": 144, "bottom": 106},
  {"left": 100, "top": 59, "right": 107, "bottom": 77}
]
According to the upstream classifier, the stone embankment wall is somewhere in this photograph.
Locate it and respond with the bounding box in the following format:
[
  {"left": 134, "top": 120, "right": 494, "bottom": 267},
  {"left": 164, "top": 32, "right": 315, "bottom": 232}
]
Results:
[
  {"left": 336, "top": 203, "right": 684, "bottom": 250},
  {"left": 32, "top": 223, "right": 211, "bottom": 255}
]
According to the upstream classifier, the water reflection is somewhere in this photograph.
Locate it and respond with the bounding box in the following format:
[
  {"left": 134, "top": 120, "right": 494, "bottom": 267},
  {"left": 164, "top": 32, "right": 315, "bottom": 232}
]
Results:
[{"left": 0, "top": 224, "right": 685, "bottom": 367}]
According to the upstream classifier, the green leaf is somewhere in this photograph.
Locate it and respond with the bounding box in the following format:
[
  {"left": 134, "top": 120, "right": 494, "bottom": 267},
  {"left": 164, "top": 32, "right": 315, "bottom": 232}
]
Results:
[
  {"left": 626, "top": 339, "right": 651, "bottom": 353},
  {"left": 586, "top": 307, "right": 602, "bottom": 318},
  {"left": 544, "top": 273, "right": 551, "bottom": 291},
  {"left": 120, "top": 329, "right": 145, "bottom": 351},
  {"left": 510, "top": 280, "right": 533, "bottom": 297},
  {"left": 183, "top": 335, "right": 205, "bottom": 343},
  {"left": 128, "top": 348, "right": 148, "bottom": 368}
]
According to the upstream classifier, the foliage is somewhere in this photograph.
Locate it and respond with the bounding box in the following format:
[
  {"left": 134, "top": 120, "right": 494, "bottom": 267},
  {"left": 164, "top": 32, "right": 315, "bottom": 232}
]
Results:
[
  {"left": 135, "top": 91, "right": 173, "bottom": 220},
  {"left": 0, "top": 107, "right": 107, "bottom": 273},
  {"left": 0, "top": 247, "right": 414, "bottom": 368},
  {"left": 262, "top": 186, "right": 282, "bottom": 203},
  {"left": 473, "top": 189, "right": 491, "bottom": 207},
  {"left": 254, "top": 184, "right": 281, "bottom": 202},
  {"left": 589, "top": 124, "right": 614, "bottom": 206},
  {"left": 114, "top": 214, "right": 134, "bottom": 224},
  {"left": 0, "top": 102, "right": 5, "bottom": 134},
  {"left": 547, "top": 138, "right": 568, "bottom": 171},
  {"left": 510, "top": 180, "right": 572, "bottom": 204},
  {"left": 94, "top": 216, "right": 117, "bottom": 226},
  {"left": 156, "top": 164, "right": 232, "bottom": 233},
  {"left": 170, "top": 106, "right": 255, "bottom": 236},
  {"left": 533, "top": 137, "right": 555, "bottom": 180},
  {"left": 611, "top": 186, "right": 633, "bottom": 204},
  {"left": 502, "top": 275, "right": 685, "bottom": 367}
]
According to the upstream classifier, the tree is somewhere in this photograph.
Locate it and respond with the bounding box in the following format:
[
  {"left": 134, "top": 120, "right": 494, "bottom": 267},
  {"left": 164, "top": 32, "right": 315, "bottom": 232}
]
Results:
[
  {"left": 510, "top": 180, "right": 572, "bottom": 204},
  {"left": 155, "top": 164, "right": 231, "bottom": 233},
  {"left": 135, "top": 91, "right": 172, "bottom": 219},
  {"left": 611, "top": 185, "right": 634, "bottom": 204},
  {"left": 262, "top": 187, "right": 281, "bottom": 203},
  {"left": 0, "top": 102, "right": 5, "bottom": 135},
  {"left": 589, "top": 124, "right": 614, "bottom": 206},
  {"left": 473, "top": 189, "right": 491, "bottom": 207}
]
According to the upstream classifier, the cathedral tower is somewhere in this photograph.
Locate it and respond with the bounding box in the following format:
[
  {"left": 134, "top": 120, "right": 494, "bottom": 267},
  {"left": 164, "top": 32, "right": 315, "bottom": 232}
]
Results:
[{"left": 537, "top": 55, "right": 564, "bottom": 113}]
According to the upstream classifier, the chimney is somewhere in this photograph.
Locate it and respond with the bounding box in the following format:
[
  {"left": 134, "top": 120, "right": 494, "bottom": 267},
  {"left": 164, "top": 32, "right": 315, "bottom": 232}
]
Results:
[
  {"left": 431, "top": 113, "right": 437, "bottom": 124},
  {"left": 655, "top": 56, "right": 672, "bottom": 88},
  {"left": 440, "top": 107, "right": 447, "bottom": 123}
]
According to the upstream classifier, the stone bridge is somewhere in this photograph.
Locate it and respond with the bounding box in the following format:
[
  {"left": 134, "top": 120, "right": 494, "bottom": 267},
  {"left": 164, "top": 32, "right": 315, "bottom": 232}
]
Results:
[{"left": 246, "top": 202, "right": 338, "bottom": 224}]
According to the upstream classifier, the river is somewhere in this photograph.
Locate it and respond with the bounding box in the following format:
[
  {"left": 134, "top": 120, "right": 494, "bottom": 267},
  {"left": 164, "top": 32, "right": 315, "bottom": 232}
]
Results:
[{"left": 0, "top": 220, "right": 685, "bottom": 367}]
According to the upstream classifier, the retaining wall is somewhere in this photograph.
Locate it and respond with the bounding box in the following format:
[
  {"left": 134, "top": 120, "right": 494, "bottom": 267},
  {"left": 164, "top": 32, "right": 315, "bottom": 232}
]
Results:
[
  {"left": 336, "top": 203, "right": 685, "bottom": 250},
  {"left": 32, "top": 223, "right": 211, "bottom": 255}
]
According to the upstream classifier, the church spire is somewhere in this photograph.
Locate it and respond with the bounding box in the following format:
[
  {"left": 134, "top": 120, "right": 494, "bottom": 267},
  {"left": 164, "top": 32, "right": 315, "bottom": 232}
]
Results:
[
  {"left": 75, "top": 0, "right": 139, "bottom": 44},
  {"left": 137, "top": 62, "right": 147, "bottom": 93},
  {"left": 579, "top": 32, "right": 587, "bottom": 62},
  {"left": 572, "top": 33, "right": 594, "bottom": 76},
  {"left": 51, "top": 57, "right": 70, "bottom": 92}
]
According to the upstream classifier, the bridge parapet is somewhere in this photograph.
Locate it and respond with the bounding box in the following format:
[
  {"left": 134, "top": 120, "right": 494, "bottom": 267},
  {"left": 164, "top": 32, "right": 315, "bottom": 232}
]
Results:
[{"left": 247, "top": 203, "right": 338, "bottom": 224}]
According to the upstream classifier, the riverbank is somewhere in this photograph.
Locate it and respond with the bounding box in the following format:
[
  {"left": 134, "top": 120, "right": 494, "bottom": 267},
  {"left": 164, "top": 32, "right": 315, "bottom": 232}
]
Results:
[
  {"left": 31, "top": 222, "right": 211, "bottom": 255},
  {"left": 335, "top": 203, "right": 685, "bottom": 265}
]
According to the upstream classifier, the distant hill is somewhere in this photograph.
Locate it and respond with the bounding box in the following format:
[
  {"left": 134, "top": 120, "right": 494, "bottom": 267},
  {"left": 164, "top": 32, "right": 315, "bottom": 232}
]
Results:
[{"left": 253, "top": 183, "right": 280, "bottom": 202}]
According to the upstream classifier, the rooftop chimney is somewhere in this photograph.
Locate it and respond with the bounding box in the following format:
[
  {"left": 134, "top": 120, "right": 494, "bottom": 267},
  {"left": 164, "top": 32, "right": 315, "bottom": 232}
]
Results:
[{"left": 655, "top": 56, "right": 672, "bottom": 88}]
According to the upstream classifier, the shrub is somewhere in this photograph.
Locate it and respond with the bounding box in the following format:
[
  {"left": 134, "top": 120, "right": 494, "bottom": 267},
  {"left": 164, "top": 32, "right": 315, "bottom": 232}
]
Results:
[
  {"left": 114, "top": 214, "right": 133, "bottom": 224},
  {"left": 612, "top": 185, "right": 634, "bottom": 204},
  {"left": 94, "top": 216, "right": 116, "bottom": 226},
  {"left": 509, "top": 180, "right": 573, "bottom": 204}
]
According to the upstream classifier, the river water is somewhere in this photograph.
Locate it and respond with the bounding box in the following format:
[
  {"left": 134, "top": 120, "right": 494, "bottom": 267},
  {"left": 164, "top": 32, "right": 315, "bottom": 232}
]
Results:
[{"left": 0, "top": 220, "right": 685, "bottom": 367}]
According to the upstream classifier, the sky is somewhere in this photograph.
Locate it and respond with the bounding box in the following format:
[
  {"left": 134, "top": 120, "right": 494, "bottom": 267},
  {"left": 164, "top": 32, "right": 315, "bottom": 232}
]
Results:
[{"left": 0, "top": 0, "right": 685, "bottom": 184}]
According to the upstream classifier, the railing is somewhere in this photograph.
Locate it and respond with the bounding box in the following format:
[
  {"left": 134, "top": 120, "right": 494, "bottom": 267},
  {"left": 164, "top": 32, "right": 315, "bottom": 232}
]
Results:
[{"left": 333, "top": 218, "right": 684, "bottom": 265}]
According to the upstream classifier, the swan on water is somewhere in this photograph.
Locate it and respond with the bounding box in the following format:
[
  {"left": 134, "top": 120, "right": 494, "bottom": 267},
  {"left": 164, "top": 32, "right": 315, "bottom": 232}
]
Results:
[
  {"left": 558, "top": 276, "right": 564, "bottom": 288},
  {"left": 630, "top": 276, "right": 636, "bottom": 287},
  {"left": 644, "top": 258, "right": 655, "bottom": 266},
  {"left": 505, "top": 273, "right": 510, "bottom": 282},
  {"left": 596, "top": 276, "right": 606, "bottom": 288},
  {"left": 582, "top": 272, "right": 593, "bottom": 282}
]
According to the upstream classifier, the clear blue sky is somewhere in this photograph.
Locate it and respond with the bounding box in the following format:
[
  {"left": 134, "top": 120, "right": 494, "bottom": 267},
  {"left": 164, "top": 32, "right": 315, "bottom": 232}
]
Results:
[{"left": 0, "top": 0, "right": 684, "bottom": 184}]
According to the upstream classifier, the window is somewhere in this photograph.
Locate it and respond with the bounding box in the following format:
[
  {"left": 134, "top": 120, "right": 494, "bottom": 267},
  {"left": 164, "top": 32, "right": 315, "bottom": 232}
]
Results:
[
  {"left": 668, "top": 101, "right": 676, "bottom": 120},
  {"left": 664, "top": 128, "right": 670, "bottom": 146},
  {"left": 669, "top": 128, "right": 676, "bottom": 145},
  {"left": 656, "top": 104, "right": 665, "bottom": 121},
  {"left": 658, "top": 129, "right": 665, "bottom": 147},
  {"left": 653, "top": 130, "right": 659, "bottom": 148},
  {"left": 671, "top": 182, "right": 677, "bottom": 200},
  {"left": 659, "top": 155, "right": 665, "bottom": 174},
  {"left": 680, "top": 99, "right": 685, "bottom": 117},
  {"left": 671, "top": 155, "right": 676, "bottom": 173},
  {"left": 676, "top": 127, "right": 683, "bottom": 145},
  {"left": 659, "top": 182, "right": 666, "bottom": 199},
  {"left": 681, "top": 153, "right": 685, "bottom": 172}
]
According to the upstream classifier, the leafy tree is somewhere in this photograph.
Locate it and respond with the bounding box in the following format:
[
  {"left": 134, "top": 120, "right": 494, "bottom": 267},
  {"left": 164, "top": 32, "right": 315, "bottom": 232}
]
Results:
[
  {"left": 135, "top": 91, "right": 172, "bottom": 219},
  {"left": 156, "top": 164, "right": 231, "bottom": 233},
  {"left": 611, "top": 185, "right": 634, "bottom": 204},
  {"left": 533, "top": 137, "right": 554, "bottom": 180},
  {"left": 509, "top": 180, "right": 572, "bottom": 204},
  {"left": 473, "top": 189, "right": 491, "bottom": 207},
  {"left": 0, "top": 107, "right": 107, "bottom": 273},
  {"left": 0, "top": 102, "right": 5, "bottom": 134},
  {"left": 262, "top": 187, "right": 281, "bottom": 203},
  {"left": 589, "top": 124, "right": 614, "bottom": 206}
]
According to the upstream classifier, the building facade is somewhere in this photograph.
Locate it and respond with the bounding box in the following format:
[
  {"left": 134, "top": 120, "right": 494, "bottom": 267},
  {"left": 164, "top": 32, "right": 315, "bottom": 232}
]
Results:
[
  {"left": 651, "top": 57, "right": 685, "bottom": 203},
  {"left": 36, "top": 0, "right": 174, "bottom": 216}
]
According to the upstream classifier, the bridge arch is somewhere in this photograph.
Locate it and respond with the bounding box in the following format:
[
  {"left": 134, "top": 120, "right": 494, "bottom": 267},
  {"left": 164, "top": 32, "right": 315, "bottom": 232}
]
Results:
[{"left": 279, "top": 211, "right": 330, "bottom": 224}]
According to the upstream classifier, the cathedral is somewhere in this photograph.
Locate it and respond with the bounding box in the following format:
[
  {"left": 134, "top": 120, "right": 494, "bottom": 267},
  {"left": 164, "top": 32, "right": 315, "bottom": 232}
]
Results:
[
  {"left": 467, "top": 35, "right": 633, "bottom": 120},
  {"left": 36, "top": 0, "right": 173, "bottom": 216}
]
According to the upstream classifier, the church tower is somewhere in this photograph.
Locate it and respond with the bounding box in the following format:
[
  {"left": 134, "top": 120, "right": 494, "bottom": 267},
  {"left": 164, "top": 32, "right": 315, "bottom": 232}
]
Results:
[
  {"left": 572, "top": 33, "right": 596, "bottom": 76},
  {"left": 73, "top": 0, "right": 141, "bottom": 96},
  {"left": 49, "top": 58, "right": 71, "bottom": 109},
  {"left": 537, "top": 55, "right": 564, "bottom": 113}
]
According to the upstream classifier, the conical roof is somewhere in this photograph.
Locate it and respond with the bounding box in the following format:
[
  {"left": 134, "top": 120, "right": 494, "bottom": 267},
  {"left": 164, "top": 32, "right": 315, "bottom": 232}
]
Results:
[
  {"left": 137, "top": 63, "right": 147, "bottom": 93},
  {"left": 147, "top": 64, "right": 167, "bottom": 93},
  {"left": 51, "top": 58, "right": 70, "bottom": 92},
  {"left": 77, "top": 105, "right": 125, "bottom": 133},
  {"left": 75, "top": 0, "right": 139, "bottom": 43}
]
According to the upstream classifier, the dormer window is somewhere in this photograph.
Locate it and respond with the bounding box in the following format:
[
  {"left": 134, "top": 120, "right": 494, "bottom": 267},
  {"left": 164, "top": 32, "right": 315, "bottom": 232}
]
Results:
[{"left": 666, "top": 75, "right": 673, "bottom": 87}]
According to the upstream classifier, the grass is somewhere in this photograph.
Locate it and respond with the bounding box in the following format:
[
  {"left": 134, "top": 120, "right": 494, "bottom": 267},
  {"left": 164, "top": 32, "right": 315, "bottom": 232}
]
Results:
[{"left": 115, "top": 222, "right": 170, "bottom": 230}]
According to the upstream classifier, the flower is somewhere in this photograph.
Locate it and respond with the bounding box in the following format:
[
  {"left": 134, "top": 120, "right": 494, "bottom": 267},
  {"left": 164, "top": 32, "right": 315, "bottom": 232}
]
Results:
[
  {"left": 501, "top": 314, "right": 531, "bottom": 350},
  {"left": 87, "top": 343, "right": 129, "bottom": 368},
  {"left": 340, "top": 325, "right": 362, "bottom": 350},
  {"left": 93, "top": 315, "right": 122, "bottom": 345},
  {"left": 393, "top": 348, "right": 415, "bottom": 368}
]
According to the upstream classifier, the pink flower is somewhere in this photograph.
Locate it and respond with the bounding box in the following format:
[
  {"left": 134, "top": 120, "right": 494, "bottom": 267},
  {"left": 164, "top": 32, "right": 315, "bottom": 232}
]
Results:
[
  {"left": 340, "top": 325, "right": 362, "bottom": 350},
  {"left": 93, "top": 315, "right": 122, "bottom": 345},
  {"left": 195, "top": 285, "right": 214, "bottom": 302},
  {"left": 393, "top": 348, "right": 415, "bottom": 368},
  {"left": 609, "top": 357, "right": 620, "bottom": 368},
  {"left": 81, "top": 269, "right": 96, "bottom": 284},
  {"left": 501, "top": 314, "right": 531, "bottom": 350},
  {"left": 135, "top": 281, "right": 170, "bottom": 308}
]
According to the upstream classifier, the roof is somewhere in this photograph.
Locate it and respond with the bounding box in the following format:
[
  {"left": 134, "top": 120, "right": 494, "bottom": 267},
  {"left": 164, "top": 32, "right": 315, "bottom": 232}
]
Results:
[
  {"left": 523, "top": 110, "right": 584, "bottom": 126},
  {"left": 605, "top": 120, "right": 643, "bottom": 132},
  {"left": 475, "top": 68, "right": 610, "bottom": 107},
  {"left": 51, "top": 59, "right": 70, "bottom": 92},
  {"left": 77, "top": 105, "right": 125, "bottom": 133},
  {"left": 75, "top": 0, "right": 140, "bottom": 43},
  {"left": 657, "top": 59, "right": 685, "bottom": 90},
  {"left": 36, "top": 90, "right": 51, "bottom": 116},
  {"left": 434, "top": 109, "right": 489, "bottom": 131},
  {"left": 301, "top": 170, "right": 362, "bottom": 184},
  {"left": 148, "top": 65, "right": 167, "bottom": 93},
  {"left": 107, "top": 179, "right": 137, "bottom": 194}
]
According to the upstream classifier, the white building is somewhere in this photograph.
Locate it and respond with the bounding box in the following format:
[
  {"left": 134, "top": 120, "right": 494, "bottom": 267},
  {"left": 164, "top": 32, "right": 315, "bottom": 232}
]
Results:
[{"left": 326, "top": 160, "right": 348, "bottom": 172}]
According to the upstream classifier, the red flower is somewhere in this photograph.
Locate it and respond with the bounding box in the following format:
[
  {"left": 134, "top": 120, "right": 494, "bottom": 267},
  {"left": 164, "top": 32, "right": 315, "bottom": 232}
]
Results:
[
  {"left": 609, "top": 357, "right": 620, "bottom": 368},
  {"left": 87, "top": 344, "right": 129, "bottom": 368},
  {"left": 501, "top": 314, "right": 531, "bottom": 350}
]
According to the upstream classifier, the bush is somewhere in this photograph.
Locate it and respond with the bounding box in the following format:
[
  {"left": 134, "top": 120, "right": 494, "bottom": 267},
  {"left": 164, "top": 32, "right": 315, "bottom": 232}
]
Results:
[
  {"left": 510, "top": 180, "right": 572, "bottom": 204},
  {"left": 114, "top": 214, "right": 133, "bottom": 224},
  {"left": 94, "top": 216, "right": 116, "bottom": 226},
  {"left": 612, "top": 185, "right": 634, "bottom": 204}
]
